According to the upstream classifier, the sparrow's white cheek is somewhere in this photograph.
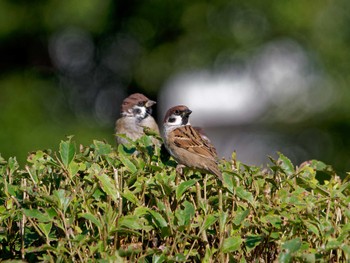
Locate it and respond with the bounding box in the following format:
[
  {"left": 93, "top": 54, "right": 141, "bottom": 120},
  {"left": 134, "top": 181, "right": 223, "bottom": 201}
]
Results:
[
  {"left": 133, "top": 106, "right": 147, "bottom": 118},
  {"left": 167, "top": 115, "right": 183, "bottom": 126}
]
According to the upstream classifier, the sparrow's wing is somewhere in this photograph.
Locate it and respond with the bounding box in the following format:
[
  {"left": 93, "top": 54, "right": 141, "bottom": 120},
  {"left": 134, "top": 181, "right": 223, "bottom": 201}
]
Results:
[{"left": 172, "top": 125, "right": 218, "bottom": 160}]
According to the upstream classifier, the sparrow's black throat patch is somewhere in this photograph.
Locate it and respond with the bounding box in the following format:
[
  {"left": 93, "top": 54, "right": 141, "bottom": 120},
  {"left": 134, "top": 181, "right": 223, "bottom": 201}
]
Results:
[
  {"left": 146, "top": 107, "right": 152, "bottom": 115},
  {"left": 181, "top": 115, "right": 189, "bottom": 125}
]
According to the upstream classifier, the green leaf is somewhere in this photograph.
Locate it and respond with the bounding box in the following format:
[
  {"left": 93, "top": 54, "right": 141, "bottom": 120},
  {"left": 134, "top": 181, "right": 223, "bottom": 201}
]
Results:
[
  {"left": 96, "top": 174, "right": 118, "bottom": 202},
  {"left": 235, "top": 186, "right": 253, "bottom": 204},
  {"left": 68, "top": 161, "right": 80, "bottom": 177},
  {"left": 202, "top": 214, "right": 218, "bottom": 231},
  {"left": 38, "top": 222, "right": 52, "bottom": 237},
  {"left": 139, "top": 134, "right": 153, "bottom": 146},
  {"left": 245, "top": 235, "right": 263, "bottom": 249},
  {"left": 305, "top": 222, "right": 319, "bottom": 236},
  {"left": 279, "top": 238, "right": 302, "bottom": 263},
  {"left": 278, "top": 153, "right": 294, "bottom": 176},
  {"left": 80, "top": 213, "right": 103, "bottom": 229},
  {"left": 282, "top": 238, "right": 301, "bottom": 253},
  {"left": 222, "top": 236, "right": 242, "bottom": 253},
  {"left": 233, "top": 209, "right": 249, "bottom": 226},
  {"left": 300, "top": 254, "right": 315, "bottom": 263},
  {"left": 263, "top": 214, "right": 282, "bottom": 229},
  {"left": 59, "top": 137, "right": 76, "bottom": 167},
  {"left": 93, "top": 140, "right": 112, "bottom": 155},
  {"left": 310, "top": 160, "right": 327, "bottom": 171},
  {"left": 176, "top": 179, "right": 196, "bottom": 200},
  {"left": 53, "top": 189, "right": 71, "bottom": 213},
  {"left": 341, "top": 244, "right": 350, "bottom": 256},
  {"left": 219, "top": 211, "right": 228, "bottom": 233},
  {"left": 23, "top": 209, "right": 51, "bottom": 222},
  {"left": 222, "top": 172, "right": 234, "bottom": 193},
  {"left": 46, "top": 208, "right": 58, "bottom": 220},
  {"left": 122, "top": 189, "right": 141, "bottom": 206},
  {"left": 118, "top": 215, "right": 144, "bottom": 230},
  {"left": 134, "top": 207, "right": 168, "bottom": 229},
  {"left": 8, "top": 157, "right": 19, "bottom": 174},
  {"left": 148, "top": 209, "right": 168, "bottom": 229},
  {"left": 175, "top": 201, "right": 195, "bottom": 226},
  {"left": 119, "top": 156, "right": 137, "bottom": 173},
  {"left": 152, "top": 254, "right": 166, "bottom": 263},
  {"left": 326, "top": 239, "right": 341, "bottom": 250},
  {"left": 174, "top": 253, "right": 186, "bottom": 262}
]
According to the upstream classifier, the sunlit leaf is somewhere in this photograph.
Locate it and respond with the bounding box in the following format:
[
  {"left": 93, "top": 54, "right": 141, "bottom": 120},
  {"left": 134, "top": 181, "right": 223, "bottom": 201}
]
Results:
[
  {"left": 23, "top": 209, "right": 51, "bottom": 222},
  {"left": 93, "top": 140, "right": 113, "bottom": 155},
  {"left": 174, "top": 253, "right": 186, "bottom": 262},
  {"left": 96, "top": 173, "right": 118, "bottom": 202},
  {"left": 53, "top": 189, "right": 71, "bottom": 213},
  {"left": 134, "top": 207, "right": 167, "bottom": 229},
  {"left": 176, "top": 179, "right": 196, "bottom": 200},
  {"left": 222, "top": 236, "right": 242, "bottom": 253},
  {"left": 305, "top": 222, "right": 319, "bottom": 236},
  {"left": 122, "top": 189, "right": 141, "bottom": 206},
  {"left": 222, "top": 172, "right": 234, "bottom": 193},
  {"left": 80, "top": 213, "right": 103, "bottom": 229},
  {"left": 235, "top": 186, "right": 253, "bottom": 204},
  {"left": 148, "top": 209, "right": 168, "bottom": 229},
  {"left": 300, "top": 254, "right": 315, "bottom": 263},
  {"left": 68, "top": 161, "right": 80, "bottom": 177},
  {"left": 325, "top": 239, "right": 341, "bottom": 250},
  {"left": 175, "top": 201, "right": 195, "bottom": 226},
  {"left": 282, "top": 238, "right": 301, "bottom": 253},
  {"left": 233, "top": 209, "right": 249, "bottom": 226},
  {"left": 152, "top": 254, "right": 166, "bottom": 263},
  {"left": 38, "top": 222, "right": 52, "bottom": 238},
  {"left": 59, "top": 137, "right": 76, "bottom": 167},
  {"left": 278, "top": 153, "right": 294, "bottom": 176},
  {"left": 118, "top": 215, "right": 144, "bottom": 230},
  {"left": 8, "top": 157, "right": 19, "bottom": 174},
  {"left": 219, "top": 211, "right": 228, "bottom": 232},
  {"left": 119, "top": 156, "right": 137, "bottom": 173}
]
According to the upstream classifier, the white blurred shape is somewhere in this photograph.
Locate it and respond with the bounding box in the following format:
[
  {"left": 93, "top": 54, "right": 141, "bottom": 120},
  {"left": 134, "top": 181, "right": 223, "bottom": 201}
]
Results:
[
  {"left": 159, "top": 69, "right": 265, "bottom": 126},
  {"left": 160, "top": 38, "right": 334, "bottom": 126}
]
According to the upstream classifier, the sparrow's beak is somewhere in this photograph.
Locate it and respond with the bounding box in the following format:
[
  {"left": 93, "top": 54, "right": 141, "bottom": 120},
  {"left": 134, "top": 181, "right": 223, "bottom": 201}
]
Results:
[
  {"left": 182, "top": 109, "right": 192, "bottom": 117},
  {"left": 145, "top": 100, "right": 156, "bottom": 107}
]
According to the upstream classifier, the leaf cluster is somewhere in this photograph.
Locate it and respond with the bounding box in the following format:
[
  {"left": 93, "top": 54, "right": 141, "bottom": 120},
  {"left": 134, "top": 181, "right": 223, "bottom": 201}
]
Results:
[{"left": 0, "top": 135, "right": 350, "bottom": 262}]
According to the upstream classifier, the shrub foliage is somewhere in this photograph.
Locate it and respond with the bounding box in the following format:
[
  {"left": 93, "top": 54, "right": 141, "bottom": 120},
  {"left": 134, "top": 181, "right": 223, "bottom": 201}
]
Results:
[{"left": 0, "top": 135, "right": 349, "bottom": 262}]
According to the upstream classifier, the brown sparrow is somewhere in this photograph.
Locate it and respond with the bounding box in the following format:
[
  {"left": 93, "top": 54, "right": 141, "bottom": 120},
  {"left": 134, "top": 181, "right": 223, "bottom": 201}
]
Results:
[
  {"left": 162, "top": 105, "right": 222, "bottom": 181},
  {"left": 115, "top": 93, "right": 160, "bottom": 145}
]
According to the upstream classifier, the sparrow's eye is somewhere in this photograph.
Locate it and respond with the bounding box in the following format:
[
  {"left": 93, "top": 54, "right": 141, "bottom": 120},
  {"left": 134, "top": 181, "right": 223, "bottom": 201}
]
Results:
[
  {"left": 174, "top": 110, "right": 180, "bottom": 115},
  {"left": 137, "top": 101, "right": 144, "bottom": 106}
]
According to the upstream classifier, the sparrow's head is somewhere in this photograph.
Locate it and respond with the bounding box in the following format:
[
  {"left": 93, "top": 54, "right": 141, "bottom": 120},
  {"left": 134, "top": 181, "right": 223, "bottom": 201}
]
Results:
[
  {"left": 121, "top": 93, "right": 156, "bottom": 119},
  {"left": 163, "top": 105, "right": 192, "bottom": 128}
]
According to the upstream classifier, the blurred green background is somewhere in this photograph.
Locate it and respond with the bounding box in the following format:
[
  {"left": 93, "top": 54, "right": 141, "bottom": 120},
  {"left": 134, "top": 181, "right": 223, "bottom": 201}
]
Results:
[{"left": 1, "top": 0, "right": 350, "bottom": 174}]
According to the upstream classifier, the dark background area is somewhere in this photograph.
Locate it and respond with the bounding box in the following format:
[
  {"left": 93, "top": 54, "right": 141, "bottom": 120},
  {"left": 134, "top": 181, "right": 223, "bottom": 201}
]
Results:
[{"left": 1, "top": 0, "right": 350, "bottom": 175}]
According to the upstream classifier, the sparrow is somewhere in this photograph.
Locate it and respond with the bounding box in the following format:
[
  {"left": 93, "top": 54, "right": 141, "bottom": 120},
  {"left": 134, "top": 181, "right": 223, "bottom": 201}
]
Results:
[
  {"left": 162, "top": 105, "right": 223, "bottom": 181},
  {"left": 115, "top": 93, "right": 160, "bottom": 146}
]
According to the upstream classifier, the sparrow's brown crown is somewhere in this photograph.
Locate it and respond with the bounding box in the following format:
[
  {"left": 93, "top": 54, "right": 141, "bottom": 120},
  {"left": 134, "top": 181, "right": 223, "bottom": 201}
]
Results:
[
  {"left": 121, "top": 93, "right": 155, "bottom": 113},
  {"left": 163, "top": 105, "right": 192, "bottom": 123}
]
